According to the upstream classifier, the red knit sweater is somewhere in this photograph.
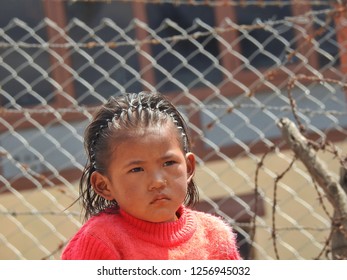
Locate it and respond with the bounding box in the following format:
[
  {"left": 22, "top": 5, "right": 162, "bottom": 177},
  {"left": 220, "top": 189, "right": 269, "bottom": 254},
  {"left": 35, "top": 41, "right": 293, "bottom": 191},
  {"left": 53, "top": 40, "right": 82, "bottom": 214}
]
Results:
[{"left": 61, "top": 205, "right": 241, "bottom": 260}]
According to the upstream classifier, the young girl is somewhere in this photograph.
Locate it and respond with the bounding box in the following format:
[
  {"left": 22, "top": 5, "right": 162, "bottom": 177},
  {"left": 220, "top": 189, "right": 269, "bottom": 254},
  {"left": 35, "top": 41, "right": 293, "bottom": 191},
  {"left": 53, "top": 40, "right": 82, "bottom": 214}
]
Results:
[{"left": 62, "top": 92, "right": 241, "bottom": 260}]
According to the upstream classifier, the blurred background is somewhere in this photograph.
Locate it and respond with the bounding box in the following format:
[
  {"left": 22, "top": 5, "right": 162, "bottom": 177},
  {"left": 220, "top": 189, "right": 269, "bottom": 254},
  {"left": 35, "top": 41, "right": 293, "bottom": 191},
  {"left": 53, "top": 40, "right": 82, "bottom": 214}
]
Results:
[{"left": 0, "top": 0, "right": 346, "bottom": 259}]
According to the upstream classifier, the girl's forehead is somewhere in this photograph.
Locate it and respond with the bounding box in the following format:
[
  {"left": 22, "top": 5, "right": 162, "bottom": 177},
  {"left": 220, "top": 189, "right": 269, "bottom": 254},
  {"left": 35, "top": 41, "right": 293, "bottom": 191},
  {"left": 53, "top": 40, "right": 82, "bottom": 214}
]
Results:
[
  {"left": 121, "top": 120, "right": 177, "bottom": 137},
  {"left": 110, "top": 121, "right": 180, "bottom": 147},
  {"left": 110, "top": 123, "right": 184, "bottom": 159}
]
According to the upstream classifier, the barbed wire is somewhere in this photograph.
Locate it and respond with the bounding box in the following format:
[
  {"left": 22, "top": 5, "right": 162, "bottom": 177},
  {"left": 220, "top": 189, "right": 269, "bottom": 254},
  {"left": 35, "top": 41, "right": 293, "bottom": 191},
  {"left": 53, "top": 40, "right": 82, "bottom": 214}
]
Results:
[
  {"left": 0, "top": 210, "right": 332, "bottom": 232},
  {"left": 0, "top": 210, "right": 81, "bottom": 217},
  {"left": 0, "top": 5, "right": 344, "bottom": 50},
  {"left": 287, "top": 75, "right": 347, "bottom": 133},
  {"left": 63, "top": 0, "right": 344, "bottom": 7},
  {"left": 1, "top": 104, "right": 346, "bottom": 117}
]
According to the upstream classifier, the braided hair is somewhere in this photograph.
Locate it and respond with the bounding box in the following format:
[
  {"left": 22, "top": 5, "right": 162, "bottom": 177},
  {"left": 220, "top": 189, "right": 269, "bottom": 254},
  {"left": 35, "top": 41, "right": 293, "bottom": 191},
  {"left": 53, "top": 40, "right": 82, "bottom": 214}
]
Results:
[{"left": 80, "top": 92, "right": 199, "bottom": 220}]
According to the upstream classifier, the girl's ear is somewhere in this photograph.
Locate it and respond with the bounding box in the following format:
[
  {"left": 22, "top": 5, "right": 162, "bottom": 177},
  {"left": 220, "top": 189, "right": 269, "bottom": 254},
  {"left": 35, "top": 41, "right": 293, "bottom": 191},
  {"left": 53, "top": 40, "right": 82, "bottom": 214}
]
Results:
[
  {"left": 90, "top": 171, "right": 113, "bottom": 200},
  {"left": 185, "top": 152, "right": 196, "bottom": 184}
]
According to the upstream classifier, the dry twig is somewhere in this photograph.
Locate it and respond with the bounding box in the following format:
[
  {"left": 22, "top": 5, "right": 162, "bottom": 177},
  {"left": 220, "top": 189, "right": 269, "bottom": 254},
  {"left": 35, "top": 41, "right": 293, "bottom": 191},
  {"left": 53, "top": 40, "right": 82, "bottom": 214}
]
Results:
[{"left": 278, "top": 117, "right": 347, "bottom": 259}]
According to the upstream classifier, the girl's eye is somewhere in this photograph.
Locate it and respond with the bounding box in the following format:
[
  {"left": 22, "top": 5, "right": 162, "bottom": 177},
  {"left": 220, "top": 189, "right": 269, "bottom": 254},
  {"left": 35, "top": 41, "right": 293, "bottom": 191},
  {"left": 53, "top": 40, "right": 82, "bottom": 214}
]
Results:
[
  {"left": 163, "top": 160, "right": 176, "bottom": 167},
  {"left": 130, "top": 167, "right": 143, "bottom": 173}
]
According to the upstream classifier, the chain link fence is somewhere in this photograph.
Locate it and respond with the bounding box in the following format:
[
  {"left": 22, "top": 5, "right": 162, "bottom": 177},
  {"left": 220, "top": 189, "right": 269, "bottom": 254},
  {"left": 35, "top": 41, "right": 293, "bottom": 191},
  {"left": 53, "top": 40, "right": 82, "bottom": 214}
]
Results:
[{"left": 0, "top": 0, "right": 347, "bottom": 259}]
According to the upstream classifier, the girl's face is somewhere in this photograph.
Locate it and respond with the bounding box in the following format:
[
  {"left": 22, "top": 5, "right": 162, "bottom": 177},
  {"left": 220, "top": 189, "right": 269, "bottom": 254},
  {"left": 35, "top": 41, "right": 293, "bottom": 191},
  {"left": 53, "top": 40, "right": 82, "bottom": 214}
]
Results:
[{"left": 91, "top": 122, "right": 195, "bottom": 223}]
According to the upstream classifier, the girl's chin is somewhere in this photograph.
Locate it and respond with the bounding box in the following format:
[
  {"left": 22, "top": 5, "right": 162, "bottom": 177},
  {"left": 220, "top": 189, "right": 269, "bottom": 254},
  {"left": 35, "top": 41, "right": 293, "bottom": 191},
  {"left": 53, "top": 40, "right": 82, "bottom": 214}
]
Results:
[{"left": 147, "top": 214, "right": 178, "bottom": 223}]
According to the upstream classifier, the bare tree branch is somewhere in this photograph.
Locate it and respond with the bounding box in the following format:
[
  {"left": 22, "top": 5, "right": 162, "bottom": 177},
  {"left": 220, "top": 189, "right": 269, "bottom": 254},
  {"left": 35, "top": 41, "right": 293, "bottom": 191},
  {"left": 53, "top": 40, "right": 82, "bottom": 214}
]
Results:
[{"left": 278, "top": 117, "right": 347, "bottom": 259}]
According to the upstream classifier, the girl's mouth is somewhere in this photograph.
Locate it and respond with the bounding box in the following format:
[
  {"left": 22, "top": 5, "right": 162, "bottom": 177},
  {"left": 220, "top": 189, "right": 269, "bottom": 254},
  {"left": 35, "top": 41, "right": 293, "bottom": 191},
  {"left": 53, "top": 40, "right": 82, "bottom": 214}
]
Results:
[{"left": 150, "top": 194, "right": 170, "bottom": 204}]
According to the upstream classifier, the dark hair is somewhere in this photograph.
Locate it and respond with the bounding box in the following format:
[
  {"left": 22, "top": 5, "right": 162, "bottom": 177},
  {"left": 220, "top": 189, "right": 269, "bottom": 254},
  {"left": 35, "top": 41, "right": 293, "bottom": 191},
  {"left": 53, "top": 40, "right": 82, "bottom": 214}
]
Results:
[{"left": 80, "top": 92, "right": 199, "bottom": 220}]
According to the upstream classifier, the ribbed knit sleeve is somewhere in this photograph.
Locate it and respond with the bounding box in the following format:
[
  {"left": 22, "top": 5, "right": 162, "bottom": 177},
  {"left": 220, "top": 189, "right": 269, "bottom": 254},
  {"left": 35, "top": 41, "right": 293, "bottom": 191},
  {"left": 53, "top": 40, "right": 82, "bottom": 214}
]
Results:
[{"left": 61, "top": 231, "right": 120, "bottom": 260}]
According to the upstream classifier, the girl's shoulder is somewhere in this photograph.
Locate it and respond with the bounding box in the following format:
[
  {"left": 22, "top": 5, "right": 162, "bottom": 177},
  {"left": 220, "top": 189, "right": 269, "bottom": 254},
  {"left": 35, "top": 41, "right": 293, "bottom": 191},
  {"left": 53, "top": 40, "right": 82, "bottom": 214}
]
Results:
[
  {"left": 189, "top": 208, "right": 234, "bottom": 233},
  {"left": 84, "top": 209, "right": 121, "bottom": 229},
  {"left": 70, "top": 209, "right": 122, "bottom": 241},
  {"left": 187, "top": 208, "right": 242, "bottom": 259}
]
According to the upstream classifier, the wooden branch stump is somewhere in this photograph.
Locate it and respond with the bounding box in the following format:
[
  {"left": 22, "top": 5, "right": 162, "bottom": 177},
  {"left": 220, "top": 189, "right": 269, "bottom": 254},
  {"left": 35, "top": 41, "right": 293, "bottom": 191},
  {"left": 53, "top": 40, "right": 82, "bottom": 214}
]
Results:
[{"left": 277, "top": 118, "right": 347, "bottom": 259}]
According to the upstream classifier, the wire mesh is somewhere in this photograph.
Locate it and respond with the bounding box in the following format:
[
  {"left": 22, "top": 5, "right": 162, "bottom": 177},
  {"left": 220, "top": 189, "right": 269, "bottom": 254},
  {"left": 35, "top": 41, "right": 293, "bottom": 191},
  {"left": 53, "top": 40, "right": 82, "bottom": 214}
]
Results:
[{"left": 0, "top": 0, "right": 347, "bottom": 259}]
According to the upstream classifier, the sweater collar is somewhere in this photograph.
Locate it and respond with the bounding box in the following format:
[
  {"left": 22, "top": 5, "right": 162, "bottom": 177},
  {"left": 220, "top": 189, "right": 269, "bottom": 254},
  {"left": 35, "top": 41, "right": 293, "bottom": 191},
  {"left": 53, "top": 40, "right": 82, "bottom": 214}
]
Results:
[{"left": 118, "top": 205, "right": 197, "bottom": 247}]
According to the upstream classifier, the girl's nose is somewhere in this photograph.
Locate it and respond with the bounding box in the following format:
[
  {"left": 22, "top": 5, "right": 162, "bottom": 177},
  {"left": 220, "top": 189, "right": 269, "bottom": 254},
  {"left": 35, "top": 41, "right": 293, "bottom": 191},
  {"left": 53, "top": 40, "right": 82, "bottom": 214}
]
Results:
[{"left": 149, "top": 173, "right": 167, "bottom": 190}]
